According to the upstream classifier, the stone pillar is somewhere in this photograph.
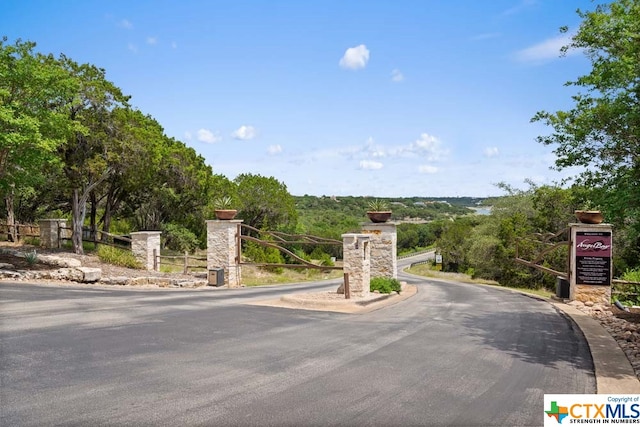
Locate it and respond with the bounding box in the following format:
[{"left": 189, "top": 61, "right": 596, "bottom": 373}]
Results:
[
  {"left": 207, "top": 220, "right": 242, "bottom": 288},
  {"left": 131, "top": 231, "right": 161, "bottom": 271},
  {"left": 39, "top": 219, "right": 67, "bottom": 249},
  {"left": 362, "top": 222, "right": 397, "bottom": 279},
  {"left": 569, "top": 223, "right": 613, "bottom": 305},
  {"left": 342, "top": 233, "right": 371, "bottom": 298}
]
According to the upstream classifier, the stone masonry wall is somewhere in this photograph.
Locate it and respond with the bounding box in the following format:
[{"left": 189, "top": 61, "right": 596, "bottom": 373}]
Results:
[
  {"left": 206, "top": 220, "right": 242, "bottom": 287},
  {"left": 362, "top": 222, "right": 397, "bottom": 279}
]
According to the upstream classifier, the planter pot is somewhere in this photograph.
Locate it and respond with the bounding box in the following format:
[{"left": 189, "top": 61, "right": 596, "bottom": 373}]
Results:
[
  {"left": 366, "top": 211, "right": 392, "bottom": 223},
  {"left": 215, "top": 209, "right": 238, "bottom": 220},
  {"left": 575, "top": 210, "right": 604, "bottom": 224}
]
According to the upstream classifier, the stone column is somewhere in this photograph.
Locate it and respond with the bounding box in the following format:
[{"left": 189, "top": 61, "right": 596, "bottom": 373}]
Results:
[
  {"left": 342, "top": 233, "right": 371, "bottom": 298},
  {"left": 362, "top": 222, "right": 397, "bottom": 279},
  {"left": 207, "top": 220, "right": 242, "bottom": 288},
  {"left": 39, "top": 219, "right": 67, "bottom": 249},
  {"left": 569, "top": 223, "right": 613, "bottom": 305},
  {"left": 131, "top": 231, "right": 161, "bottom": 271}
]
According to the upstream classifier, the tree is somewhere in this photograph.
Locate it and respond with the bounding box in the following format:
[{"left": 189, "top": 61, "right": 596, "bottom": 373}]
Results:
[
  {"left": 0, "top": 38, "right": 77, "bottom": 239},
  {"left": 235, "top": 173, "right": 297, "bottom": 231},
  {"left": 56, "top": 56, "right": 130, "bottom": 254},
  {"left": 532, "top": 0, "right": 640, "bottom": 268}
]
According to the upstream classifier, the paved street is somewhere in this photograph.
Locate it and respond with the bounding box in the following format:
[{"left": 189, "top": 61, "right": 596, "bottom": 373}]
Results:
[{"left": 1, "top": 270, "right": 595, "bottom": 426}]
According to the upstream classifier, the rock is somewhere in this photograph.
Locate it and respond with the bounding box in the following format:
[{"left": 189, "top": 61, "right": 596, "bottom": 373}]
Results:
[
  {"left": 75, "top": 267, "right": 101, "bottom": 282},
  {"left": 336, "top": 283, "right": 344, "bottom": 294},
  {"left": 0, "top": 263, "right": 15, "bottom": 269},
  {"left": 585, "top": 301, "right": 595, "bottom": 307},
  {"left": 38, "top": 255, "right": 82, "bottom": 268}
]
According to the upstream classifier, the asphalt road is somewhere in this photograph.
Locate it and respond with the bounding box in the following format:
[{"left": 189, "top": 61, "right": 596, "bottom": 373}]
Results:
[{"left": 1, "top": 265, "right": 595, "bottom": 426}]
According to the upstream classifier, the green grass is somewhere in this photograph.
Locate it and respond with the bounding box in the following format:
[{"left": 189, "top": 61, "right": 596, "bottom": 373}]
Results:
[
  {"left": 97, "top": 245, "right": 142, "bottom": 269},
  {"left": 405, "top": 264, "right": 554, "bottom": 299}
]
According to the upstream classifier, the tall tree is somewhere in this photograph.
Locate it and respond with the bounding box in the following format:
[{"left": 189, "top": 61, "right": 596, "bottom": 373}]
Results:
[
  {"left": 532, "top": 0, "right": 640, "bottom": 267},
  {"left": 57, "top": 56, "right": 129, "bottom": 254},
  {"left": 235, "top": 173, "right": 297, "bottom": 231},
  {"left": 0, "top": 38, "right": 77, "bottom": 239}
]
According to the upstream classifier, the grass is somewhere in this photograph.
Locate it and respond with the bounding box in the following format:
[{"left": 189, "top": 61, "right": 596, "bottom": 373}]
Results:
[
  {"left": 405, "top": 263, "right": 554, "bottom": 299},
  {"left": 97, "top": 245, "right": 142, "bottom": 269},
  {"left": 242, "top": 265, "right": 343, "bottom": 286}
]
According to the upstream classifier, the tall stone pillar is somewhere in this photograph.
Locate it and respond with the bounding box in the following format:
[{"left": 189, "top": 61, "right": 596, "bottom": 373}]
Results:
[
  {"left": 39, "top": 219, "right": 67, "bottom": 249},
  {"left": 362, "top": 222, "right": 397, "bottom": 279},
  {"left": 342, "top": 233, "right": 371, "bottom": 298},
  {"left": 569, "top": 223, "right": 613, "bottom": 305},
  {"left": 206, "top": 220, "right": 242, "bottom": 288},
  {"left": 131, "top": 231, "right": 161, "bottom": 271}
]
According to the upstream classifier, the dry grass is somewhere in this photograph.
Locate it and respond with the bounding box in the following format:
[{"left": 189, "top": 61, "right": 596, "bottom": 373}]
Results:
[{"left": 241, "top": 265, "right": 343, "bottom": 286}]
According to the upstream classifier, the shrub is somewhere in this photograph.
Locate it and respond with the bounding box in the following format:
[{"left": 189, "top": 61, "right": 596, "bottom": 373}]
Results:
[
  {"left": 370, "top": 276, "right": 402, "bottom": 294},
  {"left": 24, "top": 250, "right": 38, "bottom": 265},
  {"left": 97, "top": 245, "right": 142, "bottom": 269},
  {"left": 163, "top": 223, "right": 200, "bottom": 253}
]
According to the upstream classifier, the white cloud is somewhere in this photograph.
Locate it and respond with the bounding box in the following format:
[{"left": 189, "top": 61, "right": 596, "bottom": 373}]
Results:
[
  {"left": 391, "top": 69, "right": 404, "bottom": 82},
  {"left": 267, "top": 144, "right": 282, "bottom": 155},
  {"left": 410, "top": 133, "right": 448, "bottom": 161},
  {"left": 359, "top": 160, "right": 383, "bottom": 170},
  {"left": 484, "top": 146, "right": 500, "bottom": 158},
  {"left": 127, "top": 43, "right": 138, "bottom": 53},
  {"left": 171, "top": 41, "right": 178, "bottom": 49},
  {"left": 419, "top": 165, "right": 439, "bottom": 174},
  {"left": 515, "top": 33, "right": 578, "bottom": 63},
  {"left": 147, "top": 37, "right": 157, "bottom": 45},
  {"left": 197, "top": 128, "right": 222, "bottom": 144},
  {"left": 339, "top": 44, "right": 370, "bottom": 70},
  {"left": 232, "top": 125, "right": 257, "bottom": 140},
  {"left": 119, "top": 19, "right": 133, "bottom": 29}
]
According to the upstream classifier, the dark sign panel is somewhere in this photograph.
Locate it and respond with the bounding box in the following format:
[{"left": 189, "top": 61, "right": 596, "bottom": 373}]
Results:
[{"left": 575, "top": 231, "right": 612, "bottom": 286}]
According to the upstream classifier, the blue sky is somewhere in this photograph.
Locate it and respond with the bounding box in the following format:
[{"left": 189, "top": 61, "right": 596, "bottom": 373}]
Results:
[{"left": 2, "top": 0, "right": 592, "bottom": 197}]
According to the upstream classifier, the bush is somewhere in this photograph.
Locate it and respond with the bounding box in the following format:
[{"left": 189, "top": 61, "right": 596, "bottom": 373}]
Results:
[
  {"left": 370, "top": 277, "right": 402, "bottom": 294},
  {"left": 163, "top": 223, "right": 200, "bottom": 253},
  {"left": 97, "top": 245, "right": 142, "bottom": 269}
]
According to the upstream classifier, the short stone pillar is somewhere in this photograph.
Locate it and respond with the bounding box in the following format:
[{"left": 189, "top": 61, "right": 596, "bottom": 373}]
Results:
[
  {"left": 342, "top": 233, "right": 371, "bottom": 298},
  {"left": 207, "top": 220, "right": 242, "bottom": 288},
  {"left": 131, "top": 231, "right": 161, "bottom": 271},
  {"left": 362, "top": 222, "right": 397, "bottom": 279},
  {"left": 39, "top": 219, "right": 67, "bottom": 249},
  {"left": 569, "top": 223, "right": 613, "bottom": 305}
]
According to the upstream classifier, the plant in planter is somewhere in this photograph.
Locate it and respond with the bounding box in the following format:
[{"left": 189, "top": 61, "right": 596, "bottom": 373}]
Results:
[
  {"left": 213, "top": 196, "right": 238, "bottom": 220},
  {"left": 366, "top": 199, "right": 392, "bottom": 223},
  {"left": 574, "top": 200, "right": 604, "bottom": 224}
]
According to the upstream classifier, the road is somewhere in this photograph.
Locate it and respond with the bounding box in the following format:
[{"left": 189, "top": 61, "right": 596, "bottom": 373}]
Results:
[{"left": 1, "top": 258, "right": 595, "bottom": 426}]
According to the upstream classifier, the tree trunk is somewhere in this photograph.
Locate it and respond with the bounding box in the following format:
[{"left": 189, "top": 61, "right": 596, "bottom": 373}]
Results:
[
  {"left": 89, "top": 190, "right": 97, "bottom": 243},
  {"left": 71, "top": 189, "right": 85, "bottom": 255},
  {"left": 5, "top": 187, "right": 16, "bottom": 242}
]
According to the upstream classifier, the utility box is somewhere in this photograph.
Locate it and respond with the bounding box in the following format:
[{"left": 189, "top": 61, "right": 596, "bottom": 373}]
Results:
[
  {"left": 208, "top": 268, "right": 224, "bottom": 287},
  {"left": 556, "top": 277, "right": 570, "bottom": 299}
]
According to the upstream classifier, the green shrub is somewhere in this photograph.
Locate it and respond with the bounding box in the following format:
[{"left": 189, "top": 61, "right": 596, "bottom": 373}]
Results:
[
  {"left": 622, "top": 268, "right": 640, "bottom": 282},
  {"left": 163, "top": 223, "right": 200, "bottom": 253},
  {"left": 370, "top": 277, "right": 402, "bottom": 294},
  {"left": 24, "top": 250, "right": 38, "bottom": 265},
  {"left": 23, "top": 237, "right": 41, "bottom": 246},
  {"left": 97, "top": 245, "right": 142, "bottom": 269}
]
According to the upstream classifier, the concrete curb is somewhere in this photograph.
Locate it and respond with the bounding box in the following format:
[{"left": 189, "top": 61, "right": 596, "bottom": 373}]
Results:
[{"left": 250, "top": 284, "right": 418, "bottom": 314}]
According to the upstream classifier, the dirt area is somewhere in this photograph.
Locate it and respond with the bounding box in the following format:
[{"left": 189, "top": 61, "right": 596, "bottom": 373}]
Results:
[{"left": 611, "top": 304, "right": 640, "bottom": 324}]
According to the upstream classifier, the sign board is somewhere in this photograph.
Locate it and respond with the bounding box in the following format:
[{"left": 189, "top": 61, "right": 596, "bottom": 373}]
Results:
[
  {"left": 435, "top": 254, "right": 443, "bottom": 264},
  {"left": 574, "top": 231, "right": 612, "bottom": 286}
]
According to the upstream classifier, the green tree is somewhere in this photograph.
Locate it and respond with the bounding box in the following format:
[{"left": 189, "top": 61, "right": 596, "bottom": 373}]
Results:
[
  {"left": 532, "top": 0, "right": 640, "bottom": 269},
  {"left": 235, "top": 173, "right": 297, "bottom": 231},
  {"left": 0, "top": 38, "right": 77, "bottom": 239}
]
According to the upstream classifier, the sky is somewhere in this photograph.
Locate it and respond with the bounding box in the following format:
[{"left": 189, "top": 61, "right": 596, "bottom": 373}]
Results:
[{"left": 2, "top": 0, "right": 594, "bottom": 197}]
